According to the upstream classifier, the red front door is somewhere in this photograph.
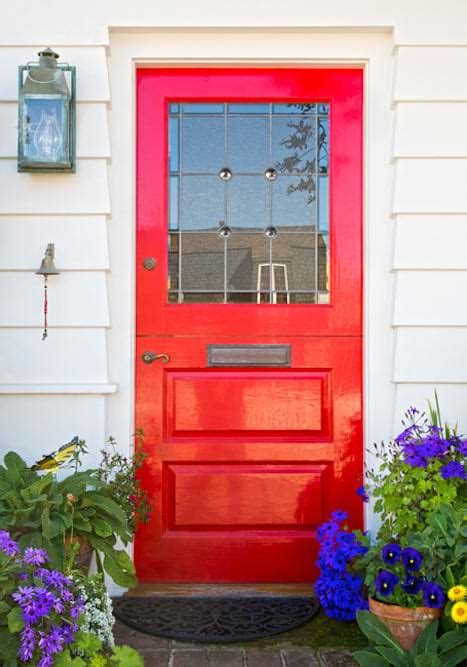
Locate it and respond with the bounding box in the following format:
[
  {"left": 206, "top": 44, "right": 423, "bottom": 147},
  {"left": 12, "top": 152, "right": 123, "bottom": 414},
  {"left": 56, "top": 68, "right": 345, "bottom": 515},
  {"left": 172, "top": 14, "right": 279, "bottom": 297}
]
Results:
[{"left": 135, "top": 68, "right": 363, "bottom": 582}]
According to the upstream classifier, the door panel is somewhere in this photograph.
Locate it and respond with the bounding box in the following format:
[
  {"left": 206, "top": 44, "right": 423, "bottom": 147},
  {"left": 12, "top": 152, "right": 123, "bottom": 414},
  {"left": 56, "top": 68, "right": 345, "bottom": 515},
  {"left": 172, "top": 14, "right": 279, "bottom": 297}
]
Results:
[{"left": 136, "top": 68, "right": 363, "bottom": 582}]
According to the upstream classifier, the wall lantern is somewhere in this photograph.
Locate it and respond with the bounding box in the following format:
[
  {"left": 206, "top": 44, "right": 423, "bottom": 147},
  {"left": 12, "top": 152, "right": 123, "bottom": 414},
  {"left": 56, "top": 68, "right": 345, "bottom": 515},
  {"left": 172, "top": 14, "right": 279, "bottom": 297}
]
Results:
[{"left": 18, "top": 48, "right": 76, "bottom": 173}]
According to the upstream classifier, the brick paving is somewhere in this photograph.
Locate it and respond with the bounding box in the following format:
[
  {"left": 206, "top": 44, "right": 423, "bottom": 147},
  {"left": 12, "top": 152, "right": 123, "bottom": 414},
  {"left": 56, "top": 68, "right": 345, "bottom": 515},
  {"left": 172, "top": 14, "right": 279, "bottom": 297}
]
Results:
[{"left": 114, "top": 620, "right": 358, "bottom": 666}]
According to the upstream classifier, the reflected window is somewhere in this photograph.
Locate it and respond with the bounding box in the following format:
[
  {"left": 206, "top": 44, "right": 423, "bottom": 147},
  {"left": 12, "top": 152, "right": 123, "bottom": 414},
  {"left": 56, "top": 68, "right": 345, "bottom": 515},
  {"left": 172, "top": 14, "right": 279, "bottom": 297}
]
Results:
[{"left": 168, "top": 103, "right": 330, "bottom": 304}]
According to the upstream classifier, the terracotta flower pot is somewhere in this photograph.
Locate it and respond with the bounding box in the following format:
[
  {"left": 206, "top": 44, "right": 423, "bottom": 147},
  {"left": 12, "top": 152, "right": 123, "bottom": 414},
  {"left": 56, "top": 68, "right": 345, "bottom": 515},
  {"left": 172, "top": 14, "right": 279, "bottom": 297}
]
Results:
[
  {"left": 65, "top": 536, "right": 93, "bottom": 573},
  {"left": 369, "top": 598, "right": 442, "bottom": 651}
]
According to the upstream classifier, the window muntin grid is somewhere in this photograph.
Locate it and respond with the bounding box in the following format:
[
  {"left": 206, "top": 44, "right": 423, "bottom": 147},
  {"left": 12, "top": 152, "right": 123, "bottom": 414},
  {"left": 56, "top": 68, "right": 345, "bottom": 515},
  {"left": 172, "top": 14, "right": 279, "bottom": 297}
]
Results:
[{"left": 168, "top": 102, "right": 330, "bottom": 304}]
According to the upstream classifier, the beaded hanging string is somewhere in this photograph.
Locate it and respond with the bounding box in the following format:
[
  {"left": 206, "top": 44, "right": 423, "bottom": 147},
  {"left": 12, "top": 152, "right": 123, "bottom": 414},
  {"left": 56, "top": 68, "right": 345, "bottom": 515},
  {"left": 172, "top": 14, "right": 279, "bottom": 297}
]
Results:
[{"left": 42, "top": 275, "right": 48, "bottom": 341}]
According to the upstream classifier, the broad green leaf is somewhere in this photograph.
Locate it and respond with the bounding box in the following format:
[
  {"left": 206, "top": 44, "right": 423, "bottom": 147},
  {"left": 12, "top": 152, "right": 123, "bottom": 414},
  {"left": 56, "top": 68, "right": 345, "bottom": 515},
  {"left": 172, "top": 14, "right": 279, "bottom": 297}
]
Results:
[
  {"left": 353, "top": 650, "right": 390, "bottom": 667},
  {"left": 74, "top": 631, "right": 103, "bottom": 655},
  {"left": 41, "top": 506, "right": 51, "bottom": 538},
  {"left": 0, "top": 600, "right": 10, "bottom": 613},
  {"left": 7, "top": 606, "right": 24, "bottom": 633},
  {"left": 414, "top": 654, "right": 441, "bottom": 666},
  {"left": 93, "top": 517, "right": 113, "bottom": 538},
  {"left": 439, "top": 630, "right": 467, "bottom": 653},
  {"left": 414, "top": 620, "right": 438, "bottom": 655},
  {"left": 356, "top": 611, "right": 405, "bottom": 654},
  {"left": 103, "top": 549, "right": 137, "bottom": 588},
  {"left": 82, "top": 493, "right": 127, "bottom": 525},
  {"left": 0, "top": 626, "right": 20, "bottom": 662},
  {"left": 54, "top": 649, "right": 74, "bottom": 666},
  {"left": 446, "top": 566, "right": 456, "bottom": 589},
  {"left": 441, "top": 645, "right": 467, "bottom": 667},
  {"left": 375, "top": 646, "right": 408, "bottom": 667}
]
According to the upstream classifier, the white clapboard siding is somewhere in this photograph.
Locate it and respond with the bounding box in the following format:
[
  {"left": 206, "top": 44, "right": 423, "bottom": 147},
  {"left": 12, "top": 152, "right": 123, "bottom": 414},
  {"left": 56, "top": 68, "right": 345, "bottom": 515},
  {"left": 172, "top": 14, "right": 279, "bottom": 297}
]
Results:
[
  {"left": 0, "top": 160, "right": 110, "bottom": 215},
  {"left": 394, "top": 383, "right": 467, "bottom": 435},
  {"left": 0, "top": 394, "right": 107, "bottom": 468},
  {"left": 394, "top": 47, "right": 467, "bottom": 101},
  {"left": 0, "top": 329, "right": 109, "bottom": 383},
  {"left": 394, "top": 103, "right": 467, "bottom": 157},
  {"left": 0, "top": 47, "right": 110, "bottom": 102},
  {"left": 0, "top": 103, "right": 111, "bottom": 158},
  {"left": 393, "top": 159, "right": 467, "bottom": 213},
  {"left": 394, "top": 271, "right": 467, "bottom": 326},
  {"left": 394, "top": 215, "right": 467, "bottom": 270},
  {"left": 394, "top": 328, "right": 467, "bottom": 383},
  {"left": 0, "top": 272, "right": 109, "bottom": 327},
  {"left": 0, "top": 217, "right": 109, "bottom": 270}
]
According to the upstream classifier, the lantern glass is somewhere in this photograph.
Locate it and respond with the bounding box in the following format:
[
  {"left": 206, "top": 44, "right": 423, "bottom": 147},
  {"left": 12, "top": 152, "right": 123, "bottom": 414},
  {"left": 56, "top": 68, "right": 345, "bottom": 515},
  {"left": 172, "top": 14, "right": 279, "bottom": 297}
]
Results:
[{"left": 18, "top": 49, "right": 76, "bottom": 173}]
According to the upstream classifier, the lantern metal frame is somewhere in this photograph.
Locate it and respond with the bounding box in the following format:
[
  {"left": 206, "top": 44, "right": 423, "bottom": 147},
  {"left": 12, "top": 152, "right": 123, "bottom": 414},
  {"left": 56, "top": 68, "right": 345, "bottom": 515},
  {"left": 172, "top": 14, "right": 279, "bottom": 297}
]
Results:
[{"left": 17, "top": 52, "right": 76, "bottom": 173}]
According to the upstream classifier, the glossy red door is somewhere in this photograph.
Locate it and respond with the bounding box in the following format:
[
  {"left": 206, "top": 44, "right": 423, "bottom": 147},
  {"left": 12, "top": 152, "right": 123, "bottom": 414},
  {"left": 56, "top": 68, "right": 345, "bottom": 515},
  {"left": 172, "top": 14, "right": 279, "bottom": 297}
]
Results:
[{"left": 135, "top": 68, "right": 363, "bottom": 582}]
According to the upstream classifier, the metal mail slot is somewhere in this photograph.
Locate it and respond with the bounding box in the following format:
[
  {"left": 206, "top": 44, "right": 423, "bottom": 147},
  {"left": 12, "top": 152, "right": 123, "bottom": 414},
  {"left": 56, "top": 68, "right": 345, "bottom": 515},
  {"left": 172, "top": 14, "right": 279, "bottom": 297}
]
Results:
[{"left": 207, "top": 344, "right": 291, "bottom": 367}]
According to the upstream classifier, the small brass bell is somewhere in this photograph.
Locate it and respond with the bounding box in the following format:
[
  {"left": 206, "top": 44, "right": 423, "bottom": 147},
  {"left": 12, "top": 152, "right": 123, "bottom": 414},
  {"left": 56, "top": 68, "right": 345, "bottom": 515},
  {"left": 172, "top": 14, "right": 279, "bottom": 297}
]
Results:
[{"left": 36, "top": 243, "right": 60, "bottom": 276}]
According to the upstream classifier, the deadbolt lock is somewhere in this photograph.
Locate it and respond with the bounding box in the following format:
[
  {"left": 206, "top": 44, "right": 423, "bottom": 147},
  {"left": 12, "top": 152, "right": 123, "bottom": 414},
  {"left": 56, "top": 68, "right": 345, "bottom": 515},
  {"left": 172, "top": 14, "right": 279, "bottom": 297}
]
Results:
[
  {"left": 143, "top": 257, "right": 157, "bottom": 270},
  {"left": 142, "top": 351, "right": 170, "bottom": 364}
]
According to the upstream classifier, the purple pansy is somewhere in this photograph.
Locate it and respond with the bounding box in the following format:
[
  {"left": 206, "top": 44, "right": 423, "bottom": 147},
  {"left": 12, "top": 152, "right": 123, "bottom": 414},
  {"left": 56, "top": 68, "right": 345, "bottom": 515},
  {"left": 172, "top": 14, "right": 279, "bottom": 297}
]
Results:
[
  {"left": 0, "top": 529, "right": 20, "bottom": 557},
  {"left": 376, "top": 570, "right": 399, "bottom": 597},
  {"left": 381, "top": 543, "right": 401, "bottom": 565},
  {"left": 401, "top": 547, "right": 423, "bottom": 572},
  {"left": 401, "top": 575, "right": 423, "bottom": 595},
  {"left": 422, "top": 582, "right": 445, "bottom": 608}
]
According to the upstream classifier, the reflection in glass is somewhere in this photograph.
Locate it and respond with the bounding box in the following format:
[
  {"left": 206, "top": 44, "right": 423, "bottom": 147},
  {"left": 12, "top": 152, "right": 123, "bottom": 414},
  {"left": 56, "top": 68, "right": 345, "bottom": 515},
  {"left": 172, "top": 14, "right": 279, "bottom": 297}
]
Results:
[
  {"left": 182, "top": 117, "right": 224, "bottom": 173},
  {"left": 228, "top": 116, "right": 268, "bottom": 173},
  {"left": 229, "top": 176, "right": 268, "bottom": 230},
  {"left": 181, "top": 176, "right": 224, "bottom": 231},
  {"left": 168, "top": 102, "right": 330, "bottom": 304}
]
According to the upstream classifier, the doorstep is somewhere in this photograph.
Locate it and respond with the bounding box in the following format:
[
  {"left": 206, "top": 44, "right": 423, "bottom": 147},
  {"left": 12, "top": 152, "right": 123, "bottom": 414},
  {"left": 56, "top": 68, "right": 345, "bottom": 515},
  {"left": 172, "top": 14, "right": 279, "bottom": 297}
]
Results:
[{"left": 125, "top": 583, "right": 315, "bottom": 598}]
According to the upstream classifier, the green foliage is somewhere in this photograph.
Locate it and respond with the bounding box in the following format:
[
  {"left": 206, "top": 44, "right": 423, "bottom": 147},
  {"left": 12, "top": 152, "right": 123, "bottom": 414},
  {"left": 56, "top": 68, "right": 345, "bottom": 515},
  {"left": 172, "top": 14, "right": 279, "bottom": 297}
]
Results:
[
  {"left": 0, "top": 451, "right": 136, "bottom": 587},
  {"left": 368, "top": 450, "right": 460, "bottom": 541},
  {"left": 54, "top": 632, "right": 144, "bottom": 667},
  {"left": 353, "top": 612, "right": 467, "bottom": 667}
]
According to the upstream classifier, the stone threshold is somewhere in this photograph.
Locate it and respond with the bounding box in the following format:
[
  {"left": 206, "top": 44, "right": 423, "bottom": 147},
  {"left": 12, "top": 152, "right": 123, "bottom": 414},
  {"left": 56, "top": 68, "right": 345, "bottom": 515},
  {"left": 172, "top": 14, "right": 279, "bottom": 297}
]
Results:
[{"left": 126, "top": 583, "right": 315, "bottom": 598}]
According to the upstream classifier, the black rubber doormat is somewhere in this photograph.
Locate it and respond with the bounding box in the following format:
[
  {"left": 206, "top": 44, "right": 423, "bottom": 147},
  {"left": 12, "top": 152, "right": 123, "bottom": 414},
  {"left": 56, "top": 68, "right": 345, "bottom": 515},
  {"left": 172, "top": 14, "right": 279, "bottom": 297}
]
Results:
[{"left": 113, "top": 596, "right": 320, "bottom": 643}]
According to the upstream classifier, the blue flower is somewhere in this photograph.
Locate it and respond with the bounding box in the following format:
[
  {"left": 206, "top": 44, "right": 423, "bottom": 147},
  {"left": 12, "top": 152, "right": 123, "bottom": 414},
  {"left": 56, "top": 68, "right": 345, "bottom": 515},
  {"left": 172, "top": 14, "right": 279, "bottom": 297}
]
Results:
[
  {"left": 23, "top": 547, "right": 48, "bottom": 566},
  {"left": 376, "top": 570, "right": 399, "bottom": 596},
  {"left": 401, "top": 547, "right": 423, "bottom": 572},
  {"left": 356, "top": 486, "right": 369, "bottom": 503},
  {"left": 331, "top": 510, "right": 348, "bottom": 522},
  {"left": 422, "top": 582, "right": 445, "bottom": 608},
  {"left": 440, "top": 461, "right": 466, "bottom": 480},
  {"left": 381, "top": 543, "right": 401, "bottom": 565},
  {"left": 401, "top": 575, "right": 423, "bottom": 595}
]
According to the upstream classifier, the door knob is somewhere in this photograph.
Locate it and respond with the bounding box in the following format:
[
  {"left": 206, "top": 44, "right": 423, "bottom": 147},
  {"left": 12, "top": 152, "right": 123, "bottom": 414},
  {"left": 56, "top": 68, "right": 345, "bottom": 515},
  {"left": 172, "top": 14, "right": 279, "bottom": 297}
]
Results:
[{"left": 142, "top": 351, "right": 170, "bottom": 364}]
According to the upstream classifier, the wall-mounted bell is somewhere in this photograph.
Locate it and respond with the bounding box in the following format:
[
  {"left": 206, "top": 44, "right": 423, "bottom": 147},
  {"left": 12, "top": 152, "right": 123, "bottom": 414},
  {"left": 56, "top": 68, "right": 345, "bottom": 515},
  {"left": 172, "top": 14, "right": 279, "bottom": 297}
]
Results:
[{"left": 36, "top": 243, "right": 60, "bottom": 276}]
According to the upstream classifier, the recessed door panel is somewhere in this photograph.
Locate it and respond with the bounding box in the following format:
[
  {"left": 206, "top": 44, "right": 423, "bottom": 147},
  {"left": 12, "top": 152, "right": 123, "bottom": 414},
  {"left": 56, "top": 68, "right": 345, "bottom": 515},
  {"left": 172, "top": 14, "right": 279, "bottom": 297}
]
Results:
[{"left": 136, "top": 68, "right": 363, "bottom": 582}]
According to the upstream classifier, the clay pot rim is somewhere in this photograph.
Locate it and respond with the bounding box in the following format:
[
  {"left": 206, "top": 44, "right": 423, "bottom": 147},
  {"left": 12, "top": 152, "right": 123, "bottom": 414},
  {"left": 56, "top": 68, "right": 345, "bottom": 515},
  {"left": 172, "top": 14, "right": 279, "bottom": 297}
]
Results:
[{"left": 369, "top": 597, "right": 443, "bottom": 621}]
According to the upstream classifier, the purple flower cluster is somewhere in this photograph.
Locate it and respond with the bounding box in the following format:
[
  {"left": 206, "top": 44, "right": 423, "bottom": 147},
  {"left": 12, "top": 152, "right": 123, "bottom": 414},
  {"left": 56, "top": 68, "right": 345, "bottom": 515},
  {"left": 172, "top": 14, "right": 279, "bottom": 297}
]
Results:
[
  {"left": 315, "top": 511, "right": 369, "bottom": 621},
  {"left": 395, "top": 409, "right": 466, "bottom": 478},
  {"left": 376, "top": 543, "right": 445, "bottom": 609},
  {"left": 0, "top": 532, "right": 83, "bottom": 665}
]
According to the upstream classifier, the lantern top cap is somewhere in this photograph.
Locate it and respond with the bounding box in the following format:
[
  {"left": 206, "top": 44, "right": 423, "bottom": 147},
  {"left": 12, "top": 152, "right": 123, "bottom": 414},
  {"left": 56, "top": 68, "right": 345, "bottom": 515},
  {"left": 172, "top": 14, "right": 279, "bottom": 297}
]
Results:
[{"left": 37, "top": 48, "right": 60, "bottom": 67}]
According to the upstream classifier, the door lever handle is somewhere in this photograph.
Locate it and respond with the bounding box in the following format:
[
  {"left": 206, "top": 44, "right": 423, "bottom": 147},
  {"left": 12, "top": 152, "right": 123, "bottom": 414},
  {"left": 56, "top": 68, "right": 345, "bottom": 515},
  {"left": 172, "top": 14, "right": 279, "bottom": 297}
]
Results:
[{"left": 142, "top": 351, "right": 170, "bottom": 364}]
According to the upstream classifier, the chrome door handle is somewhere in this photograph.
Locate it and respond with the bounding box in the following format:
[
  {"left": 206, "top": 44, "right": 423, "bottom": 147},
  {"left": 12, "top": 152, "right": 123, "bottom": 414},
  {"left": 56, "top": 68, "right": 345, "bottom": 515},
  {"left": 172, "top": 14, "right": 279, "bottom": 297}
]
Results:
[{"left": 142, "top": 351, "right": 170, "bottom": 364}]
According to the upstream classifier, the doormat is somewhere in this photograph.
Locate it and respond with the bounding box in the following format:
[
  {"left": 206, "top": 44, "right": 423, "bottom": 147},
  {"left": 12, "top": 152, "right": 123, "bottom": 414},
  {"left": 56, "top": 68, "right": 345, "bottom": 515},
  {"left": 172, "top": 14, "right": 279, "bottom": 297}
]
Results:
[{"left": 113, "top": 596, "right": 320, "bottom": 643}]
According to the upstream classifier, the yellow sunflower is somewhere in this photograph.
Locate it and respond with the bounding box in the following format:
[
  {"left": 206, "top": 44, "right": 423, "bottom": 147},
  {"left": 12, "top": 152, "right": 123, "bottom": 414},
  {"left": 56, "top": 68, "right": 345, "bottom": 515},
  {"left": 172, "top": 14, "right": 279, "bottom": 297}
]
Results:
[
  {"left": 451, "top": 601, "right": 467, "bottom": 624},
  {"left": 448, "top": 584, "right": 466, "bottom": 602}
]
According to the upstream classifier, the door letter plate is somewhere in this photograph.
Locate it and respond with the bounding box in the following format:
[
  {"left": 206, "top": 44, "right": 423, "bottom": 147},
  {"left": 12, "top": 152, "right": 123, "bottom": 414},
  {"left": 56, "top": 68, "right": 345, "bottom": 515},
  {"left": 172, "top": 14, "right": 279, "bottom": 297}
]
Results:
[{"left": 207, "top": 344, "right": 291, "bottom": 367}]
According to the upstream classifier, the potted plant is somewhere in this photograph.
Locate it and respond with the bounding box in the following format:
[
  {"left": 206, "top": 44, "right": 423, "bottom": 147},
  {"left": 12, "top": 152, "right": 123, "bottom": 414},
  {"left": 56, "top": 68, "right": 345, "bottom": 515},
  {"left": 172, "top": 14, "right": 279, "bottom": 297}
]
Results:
[
  {"left": 315, "top": 396, "right": 466, "bottom": 652},
  {"left": 0, "top": 432, "right": 150, "bottom": 588}
]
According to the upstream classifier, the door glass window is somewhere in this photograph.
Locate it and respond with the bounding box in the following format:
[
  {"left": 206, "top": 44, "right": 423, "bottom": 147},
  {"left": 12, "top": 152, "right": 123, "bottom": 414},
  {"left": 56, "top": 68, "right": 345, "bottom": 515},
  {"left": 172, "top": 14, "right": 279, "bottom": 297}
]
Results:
[{"left": 168, "top": 103, "right": 330, "bottom": 304}]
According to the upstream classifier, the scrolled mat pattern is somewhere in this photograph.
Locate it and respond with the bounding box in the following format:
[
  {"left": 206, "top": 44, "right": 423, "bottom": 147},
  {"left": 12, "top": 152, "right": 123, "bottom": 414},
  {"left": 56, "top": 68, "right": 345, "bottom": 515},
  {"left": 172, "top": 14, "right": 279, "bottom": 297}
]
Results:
[{"left": 113, "top": 596, "right": 320, "bottom": 643}]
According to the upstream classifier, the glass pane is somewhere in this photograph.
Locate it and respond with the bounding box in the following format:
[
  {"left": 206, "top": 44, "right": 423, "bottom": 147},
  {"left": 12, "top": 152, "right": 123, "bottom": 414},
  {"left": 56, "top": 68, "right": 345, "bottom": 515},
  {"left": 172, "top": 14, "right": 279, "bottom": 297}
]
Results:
[
  {"left": 179, "top": 233, "right": 225, "bottom": 292},
  {"left": 169, "top": 103, "right": 179, "bottom": 113},
  {"left": 271, "top": 233, "right": 325, "bottom": 292},
  {"left": 229, "top": 104, "right": 269, "bottom": 114},
  {"left": 182, "top": 117, "right": 224, "bottom": 173},
  {"left": 169, "top": 176, "right": 179, "bottom": 230},
  {"left": 228, "top": 116, "right": 268, "bottom": 173},
  {"left": 169, "top": 117, "right": 179, "bottom": 172},
  {"left": 272, "top": 176, "right": 316, "bottom": 231},
  {"left": 181, "top": 176, "right": 224, "bottom": 231},
  {"left": 229, "top": 176, "right": 268, "bottom": 230},
  {"left": 273, "top": 116, "right": 316, "bottom": 174},
  {"left": 318, "top": 117, "right": 329, "bottom": 174},
  {"left": 318, "top": 176, "right": 329, "bottom": 232},
  {"left": 182, "top": 104, "right": 224, "bottom": 114},
  {"left": 318, "top": 234, "right": 330, "bottom": 292},
  {"left": 278, "top": 292, "right": 317, "bottom": 304},
  {"left": 227, "top": 234, "right": 270, "bottom": 291},
  {"left": 168, "top": 232, "right": 179, "bottom": 290},
  {"left": 22, "top": 96, "right": 69, "bottom": 164},
  {"left": 273, "top": 103, "right": 317, "bottom": 114}
]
